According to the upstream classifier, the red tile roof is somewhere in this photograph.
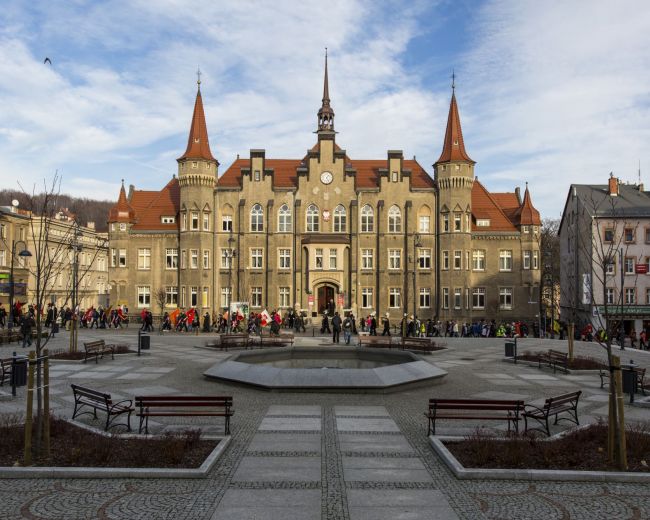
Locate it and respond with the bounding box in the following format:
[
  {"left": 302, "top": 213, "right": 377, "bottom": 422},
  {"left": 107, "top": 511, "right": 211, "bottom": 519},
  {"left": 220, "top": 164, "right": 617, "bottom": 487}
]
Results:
[
  {"left": 130, "top": 178, "right": 180, "bottom": 231},
  {"left": 177, "top": 89, "right": 216, "bottom": 162},
  {"left": 471, "top": 180, "right": 518, "bottom": 231},
  {"left": 436, "top": 92, "right": 474, "bottom": 164},
  {"left": 515, "top": 186, "right": 541, "bottom": 225},
  {"left": 108, "top": 183, "right": 136, "bottom": 223}
]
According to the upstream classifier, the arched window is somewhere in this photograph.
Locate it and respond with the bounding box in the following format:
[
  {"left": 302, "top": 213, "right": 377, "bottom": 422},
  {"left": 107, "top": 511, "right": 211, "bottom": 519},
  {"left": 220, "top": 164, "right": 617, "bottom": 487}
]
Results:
[
  {"left": 417, "top": 205, "right": 431, "bottom": 234},
  {"left": 388, "top": 205, "right": 402, "bottom": 233},
  {"left": 333, "top": 205, "right": 346, "bottom": 232},
  {"left": 360, "top": 205, "right": 374, "bottom": 233},
  {"left": 250, "top": 204, "right": 264, "bottom": 232},
  {"left": 277, "top": 204, "right": 292, "bottom": 232},
  {"left": 306, "top": 204, "right": 319, "bottom": 232}
]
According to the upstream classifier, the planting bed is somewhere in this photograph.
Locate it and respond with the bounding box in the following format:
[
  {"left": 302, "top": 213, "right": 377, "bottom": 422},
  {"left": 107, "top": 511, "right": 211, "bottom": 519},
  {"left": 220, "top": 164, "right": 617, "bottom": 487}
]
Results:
[
  {"left": 49, "top": 345, "right": 135, "bottom": 360},
  {"left": 518, "top": 351, "right": 607, "bottom": 370}
]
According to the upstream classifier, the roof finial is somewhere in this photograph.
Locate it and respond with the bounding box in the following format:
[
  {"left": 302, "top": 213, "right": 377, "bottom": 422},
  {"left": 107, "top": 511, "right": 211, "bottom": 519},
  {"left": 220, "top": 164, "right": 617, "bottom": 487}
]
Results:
[
  {"left": 121, "top": 178, "right": 124, "bottom": 185},
  {"left": 451, "top": 69, "right": 456, "bottom": 92},
  {"left": 317, "top": 47, "right": 334, "bottom": 132},
  {"left": 196, "top": 67, "right": 202, "bottom": 89}
]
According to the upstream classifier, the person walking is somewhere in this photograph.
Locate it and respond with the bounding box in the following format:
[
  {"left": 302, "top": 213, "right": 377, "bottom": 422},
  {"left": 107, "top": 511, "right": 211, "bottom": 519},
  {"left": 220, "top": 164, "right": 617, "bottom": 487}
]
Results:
[
  {"left": 21, "top": 314, "right": 34, "bottom": 348},
  {"left": 343, "top": 314, "right": 352, "bottom": 344},
  {"left": 321, "top": 312, "right": 331, "bottom": 334},
  {"left": 382, "top": 313, "right": 391, "bottom": 336},
  {"left": 332, "top": 312, "right": 342, "bottom": 344}
]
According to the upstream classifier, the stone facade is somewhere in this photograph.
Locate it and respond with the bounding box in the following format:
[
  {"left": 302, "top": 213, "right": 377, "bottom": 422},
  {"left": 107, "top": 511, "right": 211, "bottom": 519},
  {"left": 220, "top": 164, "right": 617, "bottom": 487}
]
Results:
[{"left": 108, "top": 61, "right": 542, "bottom": 323}]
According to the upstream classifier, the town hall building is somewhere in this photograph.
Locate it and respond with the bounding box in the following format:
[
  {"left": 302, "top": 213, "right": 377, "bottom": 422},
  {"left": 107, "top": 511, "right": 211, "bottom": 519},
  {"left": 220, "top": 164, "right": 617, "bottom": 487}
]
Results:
[{"left": 108, "top": 56, "right": 542, "bottom": 323}]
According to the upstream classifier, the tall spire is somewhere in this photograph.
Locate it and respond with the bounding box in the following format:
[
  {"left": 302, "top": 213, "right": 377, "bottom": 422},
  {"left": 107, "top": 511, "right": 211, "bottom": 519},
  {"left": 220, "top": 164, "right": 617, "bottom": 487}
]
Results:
[
  {"left": 317, "top": 48, "right": 335, "bottom": 132},
  {"left": 435, "top": 84, "right": 473, "bottom": 164},
  {"left": 108, "top": 180, "right": 135, "bottom": 223},
  {"left": 178, "top": 78, "right": 216, "bottom": 162},
  {"left": 516, "top": 182, "right": 541, "bottom": 225}
]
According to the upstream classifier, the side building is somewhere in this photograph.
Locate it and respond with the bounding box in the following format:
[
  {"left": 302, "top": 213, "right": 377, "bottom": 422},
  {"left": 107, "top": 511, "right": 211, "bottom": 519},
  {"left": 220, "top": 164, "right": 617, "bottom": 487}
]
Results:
[{"left": 108, "top": 59, "right": 542, "bottom": 324}]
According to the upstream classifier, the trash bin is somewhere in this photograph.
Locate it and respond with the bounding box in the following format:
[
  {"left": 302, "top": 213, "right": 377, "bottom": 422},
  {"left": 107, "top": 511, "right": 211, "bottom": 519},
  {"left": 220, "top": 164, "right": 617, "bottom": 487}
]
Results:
[
  {"left": 10, "top": 356, "right": 28, "bottom": 387},
  {"left": 622, "top": 368, "right": 636, "bottom": 395},
  {"left": 139, "top": 333, "right": 150, "bottom": 351},
  {"left": 505, "top": 339, "right": 517, "bottom": 360}
]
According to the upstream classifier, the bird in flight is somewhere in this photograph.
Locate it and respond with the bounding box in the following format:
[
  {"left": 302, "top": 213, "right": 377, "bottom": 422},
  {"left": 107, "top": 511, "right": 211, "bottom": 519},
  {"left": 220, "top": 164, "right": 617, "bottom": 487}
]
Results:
[{"left": 44, "top": 57, "right": 52, "bottom": 65}]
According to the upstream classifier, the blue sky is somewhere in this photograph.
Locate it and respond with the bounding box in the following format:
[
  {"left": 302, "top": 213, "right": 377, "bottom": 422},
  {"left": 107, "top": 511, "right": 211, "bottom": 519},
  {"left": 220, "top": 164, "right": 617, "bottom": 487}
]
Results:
[{"left": 1, "top": 0, "right": 649, "bottom": 218}]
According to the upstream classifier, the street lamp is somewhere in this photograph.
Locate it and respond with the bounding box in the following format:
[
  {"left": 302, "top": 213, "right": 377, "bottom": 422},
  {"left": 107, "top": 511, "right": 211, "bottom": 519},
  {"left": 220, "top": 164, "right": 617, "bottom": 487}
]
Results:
[
  {"left": 8, "top": 240, "right": 32, "bottom": 330},
  {"left": 412, "top": 233, "right": 422, "bottom": 317},
  {"left": 69, "top": 223, "right": 83, "bottom": 353}
]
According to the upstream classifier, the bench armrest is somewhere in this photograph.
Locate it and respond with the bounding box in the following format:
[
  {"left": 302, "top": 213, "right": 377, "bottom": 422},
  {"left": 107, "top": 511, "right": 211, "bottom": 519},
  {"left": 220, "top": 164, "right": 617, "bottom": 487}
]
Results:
[
  {"left": 523, "top": 403, "right": 545, "bottom": 415},
  {"left": 111, "top": 399, "right": 134, "bottom": 411}
]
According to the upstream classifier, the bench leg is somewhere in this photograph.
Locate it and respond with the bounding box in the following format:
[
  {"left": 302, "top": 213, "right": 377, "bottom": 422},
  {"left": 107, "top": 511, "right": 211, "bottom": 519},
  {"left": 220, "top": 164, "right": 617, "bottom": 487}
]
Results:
[{"left": 126, "top": 410, "right": 132, "bottom": 432}]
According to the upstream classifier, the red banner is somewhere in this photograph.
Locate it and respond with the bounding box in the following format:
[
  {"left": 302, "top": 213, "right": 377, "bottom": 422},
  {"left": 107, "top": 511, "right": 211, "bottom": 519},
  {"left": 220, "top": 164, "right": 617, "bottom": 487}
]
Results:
[
  {"left": 337, "top": 293, "right": 345, "bottom": 308},
  {"left": 308, "top": 295, "right": 314, "bottom": 307},
  {"left": 636, "top": 264, "right": 649, "bottom": 274}
]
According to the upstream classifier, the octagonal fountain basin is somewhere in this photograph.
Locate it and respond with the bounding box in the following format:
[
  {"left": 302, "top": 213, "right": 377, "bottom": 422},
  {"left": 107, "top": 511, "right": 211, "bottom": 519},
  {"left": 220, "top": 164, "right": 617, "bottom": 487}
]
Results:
[{"left": 203, "top": 347, "right": 447, "bottom": 393}]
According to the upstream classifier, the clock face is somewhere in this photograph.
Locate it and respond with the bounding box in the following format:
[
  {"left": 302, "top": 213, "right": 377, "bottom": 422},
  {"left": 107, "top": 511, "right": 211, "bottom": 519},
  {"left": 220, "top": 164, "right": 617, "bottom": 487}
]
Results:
[{"left": 320, "top": 171, "right": 333, "bottom": 185}]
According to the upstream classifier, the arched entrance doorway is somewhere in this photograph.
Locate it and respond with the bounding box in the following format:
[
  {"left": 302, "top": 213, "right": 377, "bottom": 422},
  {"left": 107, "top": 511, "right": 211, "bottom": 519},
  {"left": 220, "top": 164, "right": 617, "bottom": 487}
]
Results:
[{"left": 317, "top": 284, "right": 336, "bottom": 315}]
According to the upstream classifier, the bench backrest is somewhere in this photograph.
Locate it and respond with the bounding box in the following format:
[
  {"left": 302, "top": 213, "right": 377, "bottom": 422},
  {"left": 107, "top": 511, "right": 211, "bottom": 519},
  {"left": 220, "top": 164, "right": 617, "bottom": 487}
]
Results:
[
  {"left": 403, "top": 337, "right": 432, "bottom": 344},
  {"left": 71, "top": 384, "right": 111, "bottom": 404},
  {"left": 360, "top": 336, "right": 390, "bottom": 342},
  {"left": 84, "top": 340, "right": 106, "bottom": 349},
  {"left": 545, "top": 390, "right": 581, "bottom": 410},
  {"left": 222, "top": 334, "right": 248, "bottom": 341},
  {"left": 547, "top": 349, "right": 567, "bottom": 359},
  {"left": 135, "top": 395, "right": 233, "bottom": 407},
  {"left": 429, "top": 399, "right": 524, "bottom": 411}
]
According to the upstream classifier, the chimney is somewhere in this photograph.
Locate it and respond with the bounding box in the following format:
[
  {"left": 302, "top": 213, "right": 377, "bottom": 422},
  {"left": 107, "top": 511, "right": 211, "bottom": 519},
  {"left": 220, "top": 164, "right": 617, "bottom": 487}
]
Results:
[
  {"left": 515, "top": 186, "right": 521, "bottom": 204},
  {"left": 608, "top": 173, "right": 618, "bottom": 196}
]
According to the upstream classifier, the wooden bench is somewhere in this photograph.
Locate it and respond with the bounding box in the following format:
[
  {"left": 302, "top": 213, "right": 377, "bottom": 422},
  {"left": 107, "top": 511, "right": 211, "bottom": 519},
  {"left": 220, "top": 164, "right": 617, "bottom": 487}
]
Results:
[
  {"left": 401, "top": 337, "right": 438, "bottom": 353},
  {"left": 538, "top": 349, "right": 569, "bottom": 373},
  {"left": 83, "top": 339, "right": 116, "bottom": 364},
  {"left": 71, "top": 384, "right": 134, "bottom": 431},
  {"left": 135, "top": 395, "right": 234, "bottom": 435},
  {"left": 219, "top": 334, "right": 249, "bottom": 351},
  {"left": 600, "top": 367, "right": 647, "bottom": 396},
  {"left": 0, "top": 331, "right": 21, "bottom": 344},
  {"left": 358, "top": 335, "right": 394, "bottom": 348},
  {"left": 0, "top": 358, "right": 12, "bottom": 386},
  {"left": 523, "top": 390, "right": 582, "bottom": 437},
  {"left": 260, "top": 332, "right": 294, "bottom": 348},
  {"left": 425, "top": 399, "right": 525, "bottom": 436}
]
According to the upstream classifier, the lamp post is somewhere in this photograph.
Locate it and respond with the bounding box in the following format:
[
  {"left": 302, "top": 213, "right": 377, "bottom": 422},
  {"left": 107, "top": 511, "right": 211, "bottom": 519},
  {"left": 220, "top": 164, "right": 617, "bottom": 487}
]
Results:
[
  {"left": 69, "top": 223, "right": 82, "bottom": 353},
  {"left": 8, "top": 240, "right": 32, "bottom": 330},
  {"left": 412, "top": 233, "right": 422, "bottom": 318}
]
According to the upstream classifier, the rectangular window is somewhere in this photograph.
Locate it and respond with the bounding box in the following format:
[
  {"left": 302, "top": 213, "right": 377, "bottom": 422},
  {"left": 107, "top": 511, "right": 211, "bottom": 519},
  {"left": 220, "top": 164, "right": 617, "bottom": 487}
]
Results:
[
  {"left": 419, "top": 288, "right": 430, "bottom": 308},
  {"left": 165, "top": 286, "right": 178, "bottom": 306},
  {"left": 315, "top": 248, "right": 323, "bottom": 269},
  {"left": 181, "top": 249, "right": 186, "bottom": 269},
  {"left": 202, "top": 286, "right": 209, "bottom": 307},
  {"left": 119, "top": 222, "right": 126, "bottom": 231},
  {"left": 646, "top": 288, "right": 650, "bottom": 305},
  {"left": 203, "top": 250, "right": 210, "bottom": 269},
  {"left": 222, "top": 216, "right": 233, "bottom": 232},
  {"left": 465, "top": 213, "right": 470, "bottom": 232},
  {"left": 361, "top": 288, "right": 373, "bottom": 309},
  {"left": 161, "top": 216, "right": 175, "bottom": 224},
  {"left": 443, "top": 214, "right": 449, "bottom": 232},
  {"left": 472, "top": 288, "right": 486, "bottom": 309},
  {"left": 279, "top": 287, "right": 290, "bottom": 308},
  {"left": 137, "top": 286, "right": 150, "bottom": 307},
  {"left": 532, "top": 250, "right": 539, "bottom": 269},
  {"left": 181, "top": 286, "right": 186, "bottom": 308},
  {"left": 453, "top": 250, "right": 462, "bottom": 270},
  {"left": 624, "top": 288, "right": 636, "bottom": 305},
  {"left": 166, "top": 248, "right": 178, "bottom": 269},
  {"left": 110, "top": 248, "right": 117, "bottom": 267},
  {"left": 625, "top": 257, "right": 635, "bottom": 274},
  {"left": 191, "top": 211, "right": 199, "bottom": 230},
  {"left": 419, "top": 215, "right": 430, "bottom": 233},
  {"left": 118, "top": 249, "right": 127, "bottom": 267},
  {"left": 361, "top": 248, "right": 374, "bottom": 269},
  {"left": 624, "top": 228, "right": 634, "bottom": 243},
  {"left": 190, "top": 249, "right": 198, "bottom": 269},
  {"left": 388, "top": 249, "right": 401, "bottom": 270},
  {"left": 523, "top": 250, "right": 531, "bottom": 270},
  {"left": 251, "top": 287, "right": 262, "bottom": 307},
  {"left": 329, "top": 248, "right": 337, "bottom": 270},
  {"left": 499, "top": 250, "right": 512, "bottom": 271},
  {"left": 499, "top": 287, "right": 513, "bottom": 310},
  {"left": 605, "top": 288, "right": 616, "bottom": 305},
  {"left": 465, "top": 288, "right": 470, "bottom": 309},
  {"left": 522, "top": 225, "right": 529, "bottom": 233},
  {"left": 181, "top": 212, "right": 186, "bottom": 231},
  {"left": 279, "top": 248, "right": 291, "bottom": 269},
  {"left": 454, "top": 213, "right": 462, "bottom": 232},
  {"left": 190, "top": 286, "right": 198, "bottom": 307},
  {"left": 604, "top": 228, "right": 614, "bottom": 243},
  {"left": 606, "top": 262, "right": 615, "bottom": 275},
  {"left": 454, "top": 288, "right": 461, "bottom": 309},
  {"left": 221, "top": 249, "right": 233, "bottom": 269},
  {"left": 442, "top": 250, "right": 449, "bottom": 270},
  {"left": 251, "top": 248, "right": 263, "bottom": 269},
  {"left": 472, "top": 250, "right": 485, "bottom": 271},
  {"left": 645, "top": 228, "right": 650, "bottom": 244},
  {"left": 389, "top": 288, "right": 401, "bottom": 308},
  {"left": 476, "top": 219, "right": 490, "bottom": 227},
  {"left": 442, "top": 288, "right": 449, "bottom": 309},
  {"left": 137, "top": 248, "right": 151, "bottom": 270},
  {"left": 220, "top": 287, "right": 231, "bottom": 308},
  {"left": 418, "top": 249, "right": 431, "bottom": 269},
  {"left": 203, "top": 212, "right": 210, "bottom": 231},
  {"left": 254, "top": 170, "right": 261, "bottom": 181}
]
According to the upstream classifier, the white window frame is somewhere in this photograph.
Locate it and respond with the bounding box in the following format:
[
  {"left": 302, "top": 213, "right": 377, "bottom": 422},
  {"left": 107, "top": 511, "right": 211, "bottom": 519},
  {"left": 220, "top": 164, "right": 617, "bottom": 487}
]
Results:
[
  {"left": 222, "top": 215, "right": 233, "bottom": 232},
  {"left": 361, "top": 288, "right": 373, "bottom": 309},
  {"left": 250, "top": 204, "right": 264, "bottom": 232},
  {"left": 279, "top": 287, "right": 290, "bottom": 308},
  {"left": 251, "top": 287, "right": 262, "bottom": 307},
  {"left": 418, "top": 215, "right": 430, "bottom": 233},
  {"left": 250, "top": 248, "right": 263, "bottom": 269},
  {"left": 442, "top": 288, "right": 449, "bottom": 309},
  {"left": 388, "top": 205, "right": 402, "bottom": 233},
  {"left": 278, "top": 204, "right": 292, "bottom": 232},
  {"left": 165, "top": 286, "right": 178, "bottom": 306},
  {"left": 191, "top": 211, "right": 199, "bottom": 230},
  {"left": 499, "top": 287, "right": 513, "bottom": 310},
  {"left": 118, "top": 249, "right": 127, "bottom": 267},
  {"left": 389, "top": 288, "right": 401, "bottom": 308},
  {"left": 388, "top": 249, "right": 402, "bottom": 270},
  {"left": 419, "top": 288, "right": 430, "bottom": 308},
  {"left": 418, "top": 248, "right": 431, "bottom": 269},
  {"left": 453, "top": 250, "right": 462, "bottom": 270},
  {"left": 499, "top": 250, "right": 513, "bottom": 272},
  {"left": 190, "top": 249, "right": 198, "bottom": 269},
  {"left": 472, "top": 288, "right": 486, "bottom": 309},
  {"left": 306, "top": 204, "right": 320, "bottom": 232},
  {"left": 137, "top": 286, "right": 150, "bottom": 307},
  {"left": 203, "top": 250, "right": 210, "bottom": 269},
  {"left": 523, "top": 250, "right": 531, "bottom": 270},
  {"left": 166, "top": 248, "right": 178, "bottom": 270},
  {"left": 333, "top": 205, "right": 347, "bottom": 233},
  {"left": 361, "top": 248, "right": 374, "bottom": 270},
  {"left": 442, "top": 250, "right": 449, "bottom": 270},
  {"left": 315, "top": 248, "right": 323, "bottom": 269},
  {"left": 279, "top": 248, "right": 291, "bottom": 270},
  {"left": 360, "top": 205, "right": 374, "bottom": 233},
  {"left": 329, "top": 248, "right": 337, "bottom": 270}
]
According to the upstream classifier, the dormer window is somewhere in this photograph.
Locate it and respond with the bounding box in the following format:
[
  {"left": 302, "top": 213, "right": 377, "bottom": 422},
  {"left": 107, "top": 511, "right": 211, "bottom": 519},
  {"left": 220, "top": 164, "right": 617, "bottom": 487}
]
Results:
[
  {"left": 453, "top": 139, "right": 458, "bottom": 145},
  {"left": 477, "top": 219, "right": 490, "bottom": 227},
  {"left": 254, "top": 170, "right": 261, "bottom": 181},
  {"left": 522, "top": 225, "right": 529, "bottom": 233},
  {"left": 192, "top": 161, "right": 198, "bottom": 169},
  {"left": 194, "top": 138, "right": 200, "bottom": 143},
  {"left": 161, "top": 216, "right": 175, "bottom": 224},
  {"left": 391, "top": 171, "right": 398, "bottom": 182}
]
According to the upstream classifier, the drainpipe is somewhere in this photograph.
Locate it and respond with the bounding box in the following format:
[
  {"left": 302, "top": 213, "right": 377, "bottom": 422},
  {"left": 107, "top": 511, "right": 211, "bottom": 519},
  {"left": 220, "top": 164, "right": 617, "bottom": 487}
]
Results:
[
  {"left": 435, "top": 179, "right": 440, "bottom": 320},
  {"left": 404, "top": 201, "right": 411, "bottom": 316},
  {"left": 265, "top": 200, "right": 273, "bottom": 308},
  {"left": 376, "top": 200, "right": 384, "bottom": 318}
]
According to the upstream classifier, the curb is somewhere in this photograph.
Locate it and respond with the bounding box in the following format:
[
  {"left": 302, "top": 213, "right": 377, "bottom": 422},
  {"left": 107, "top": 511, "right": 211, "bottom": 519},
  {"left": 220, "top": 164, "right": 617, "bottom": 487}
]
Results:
[{"left": 429, "top": 435, "right": 650, "bottom": 483}]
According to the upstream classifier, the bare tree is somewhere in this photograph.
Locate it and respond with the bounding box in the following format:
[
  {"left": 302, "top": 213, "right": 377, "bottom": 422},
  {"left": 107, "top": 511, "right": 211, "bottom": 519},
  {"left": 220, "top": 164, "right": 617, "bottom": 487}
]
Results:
[{"left": 153, "top": 287, "right": 167, "bottom": 329}]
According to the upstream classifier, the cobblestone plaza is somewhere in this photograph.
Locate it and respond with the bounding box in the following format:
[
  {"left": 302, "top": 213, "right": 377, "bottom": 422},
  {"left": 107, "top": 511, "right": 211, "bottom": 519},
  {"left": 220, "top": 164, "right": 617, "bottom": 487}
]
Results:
[{"left": 1, "top": 330, "right": 649, "bottom": 519}]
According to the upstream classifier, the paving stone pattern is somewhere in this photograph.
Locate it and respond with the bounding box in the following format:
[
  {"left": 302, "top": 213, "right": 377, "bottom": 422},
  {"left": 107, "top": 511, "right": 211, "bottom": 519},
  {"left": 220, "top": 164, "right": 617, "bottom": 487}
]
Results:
[{"left": 1, "top": 330, "right": 650, "bottom": 518}]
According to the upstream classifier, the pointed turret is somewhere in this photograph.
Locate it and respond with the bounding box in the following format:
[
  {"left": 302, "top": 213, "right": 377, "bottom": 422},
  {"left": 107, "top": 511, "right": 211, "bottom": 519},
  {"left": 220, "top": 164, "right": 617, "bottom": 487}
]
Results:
[
  {"left": 317, "top": 49, "right": 335, "bottom": 132},
  {"left": 108, "top": 180, "right": 136, "bottom": 223},
  {"left": 435, "top": 90, "right": 473, "bottom": 164},
  {"left": 178, "top": 79, "right": 217, "bottom": 163},
  {"left": 516, "top": 183, "right": 541, "bottom": 225}
]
